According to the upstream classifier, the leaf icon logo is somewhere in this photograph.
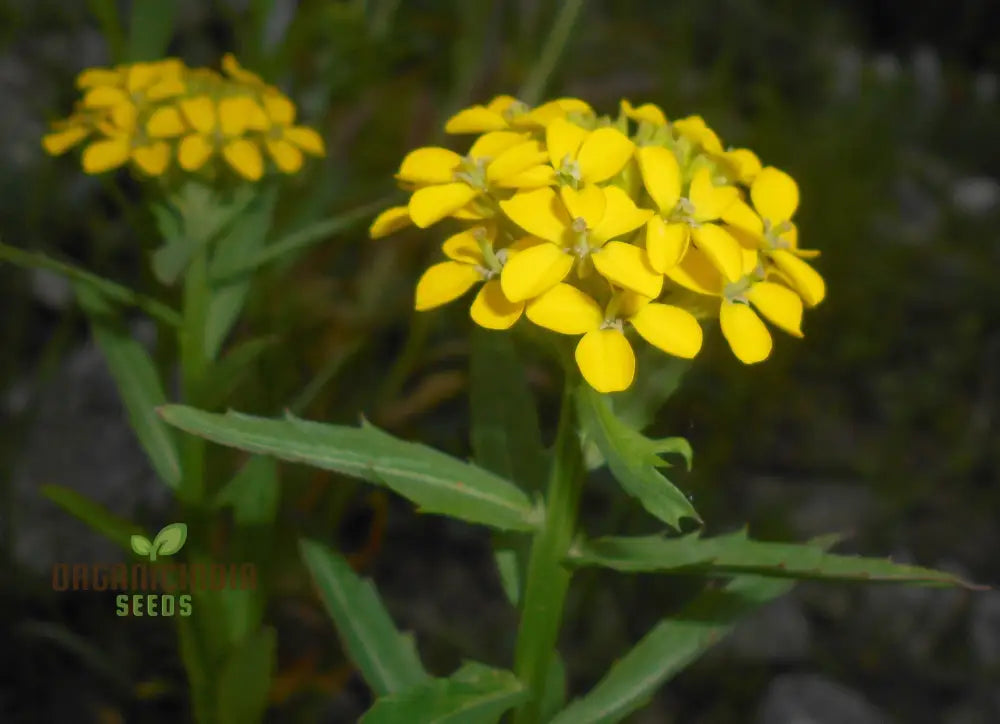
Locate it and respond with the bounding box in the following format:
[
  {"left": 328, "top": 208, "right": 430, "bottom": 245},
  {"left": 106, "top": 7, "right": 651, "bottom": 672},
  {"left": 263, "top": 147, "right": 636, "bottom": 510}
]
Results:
[{"left": 130, "top": 523, "right": 188, "bottom": 561}]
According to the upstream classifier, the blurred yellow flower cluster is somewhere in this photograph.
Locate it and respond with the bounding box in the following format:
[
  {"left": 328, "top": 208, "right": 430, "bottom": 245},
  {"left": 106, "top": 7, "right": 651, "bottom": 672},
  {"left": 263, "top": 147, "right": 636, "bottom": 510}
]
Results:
[
  {"left": 371, "top": 95, "right": 826, "bottom": 392},
  {"left": 42, "top": 55, "right": 325, "bottom": 181}
]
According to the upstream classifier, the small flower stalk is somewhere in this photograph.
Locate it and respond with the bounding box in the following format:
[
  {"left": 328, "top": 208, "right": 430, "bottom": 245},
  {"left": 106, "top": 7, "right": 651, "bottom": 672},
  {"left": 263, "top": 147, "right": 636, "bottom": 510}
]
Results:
[
  {"left": 372, "top": 95, "right": 827, "bottom": 392},
  {"left": 43, "top": 55, "right": 325, "bottom": 183}
]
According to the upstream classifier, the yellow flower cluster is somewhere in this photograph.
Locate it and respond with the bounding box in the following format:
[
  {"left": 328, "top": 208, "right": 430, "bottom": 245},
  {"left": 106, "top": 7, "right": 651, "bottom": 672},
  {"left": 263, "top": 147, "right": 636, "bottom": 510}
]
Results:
[
  {"left": 370, "top": 96, "right": 826, "bottom": 393},
  {"left": 42, "top": 55, "right": 325, "bottom": 181}
]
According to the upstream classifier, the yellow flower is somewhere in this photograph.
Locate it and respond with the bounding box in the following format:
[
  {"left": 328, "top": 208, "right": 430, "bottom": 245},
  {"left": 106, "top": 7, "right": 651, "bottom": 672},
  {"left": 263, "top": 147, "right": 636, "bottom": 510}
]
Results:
[
  {"left": 526, "top": 285, "right": 702, "bottom": 392},
  {"left": 258, "top": 93, "right": 326, "bottom": 173},
  {"left": 413, "top": 227, "right": 534, "bottom": 329},
  {"left": 667, "top": 247, "right": 804, "bottom": 364},
  {"left": 499, "top": 185, "right": 656, "bottom": 301},
  {"left": 747, "top": 167, "right": 826, "bottom": 306},
  {"left": 636, "top": 146, "right": 744, "bottom": 280},
  {"left": 400, "top": 131, "right": 553, "bottom": 228},
  {"left": 671, "top": 115, "right": 724, "bottom": 154},
  {"left": 620, "top": 99, "right": 668, "bottom": 126},
  {"left": 177, "top": 95, "right": 269, "bottom": 180},
  {"left": 545, "top": 117, "right": 635, "bottom": 187},
  {"left": 444, "top": 95, "right": 594, "bottom": 134}
]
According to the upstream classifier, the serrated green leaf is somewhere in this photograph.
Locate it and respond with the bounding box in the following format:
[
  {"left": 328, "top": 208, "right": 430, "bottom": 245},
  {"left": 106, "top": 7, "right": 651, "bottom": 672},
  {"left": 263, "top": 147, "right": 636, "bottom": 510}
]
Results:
[
  {"left": 159, "top": 406, "right": 540, "bottom": 532},
  {"left": 215, "top": 627, "right": 276, "bottom": 724},
  {"left": 569, "top": 529, "right": 982, "bottom": 588},
  {"left": 41, "top": 485, "right": 148, "bottom": 552},
  {"left": 75, "top": 283, "right": 182, "bottom": 490},
  {"left": 361, "top": 661, "right": 528, "bottom": 724},
  {"left": 299, "top": 539, "right": 429, "bottom": 697},
  {"left": 576, "top": 385, "right": 698, "bottom": 531},
  {"left": 152, "top": 522, "right": 188, "bottom": 557},
  {"left": 548, "top": 575, "right": 794, "bottom": 724}
]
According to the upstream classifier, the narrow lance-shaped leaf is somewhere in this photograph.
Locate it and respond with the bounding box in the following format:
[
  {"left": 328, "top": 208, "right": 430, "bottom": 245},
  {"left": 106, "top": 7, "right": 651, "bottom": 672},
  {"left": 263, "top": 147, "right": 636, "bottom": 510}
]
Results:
[
  {"left": 159, "top": 405, "right": 541, "bottom": 532},
  {"left": 41, "top": 485, "right": 148, "bottom": 553},
  {"left": 569, "top": 529, "right": 984, "bottom": 589},
  {"left": 215, "top": 627, "right": 276, "bottom": 724},
  {"left": 361, "top": 661, "right": 529, "bottom": 724},
  {"left": 75, "top": 282, "right": 182, "bottom": 490},
  {"left": 576, "top": 385, "right": 698, "bottom": 531},
  {"left": 548, "top": 574, "right": 796, "bottom": 724},
  {"left": 300, "top": 539, "right": 429, "bottom": 697}
]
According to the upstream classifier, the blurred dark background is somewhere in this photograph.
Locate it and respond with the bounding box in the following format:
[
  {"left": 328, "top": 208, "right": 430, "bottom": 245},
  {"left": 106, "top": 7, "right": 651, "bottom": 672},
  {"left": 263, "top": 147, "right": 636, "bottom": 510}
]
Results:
[{"left": 1, "top": 0, "right": 998, "bottom": 722}]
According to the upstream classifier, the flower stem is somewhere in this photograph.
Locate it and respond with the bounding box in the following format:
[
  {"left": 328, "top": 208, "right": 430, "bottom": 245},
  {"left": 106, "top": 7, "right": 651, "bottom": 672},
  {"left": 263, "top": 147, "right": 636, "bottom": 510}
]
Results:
[{"left": 512, "top": 380, "right": 584, "bottom": 724}]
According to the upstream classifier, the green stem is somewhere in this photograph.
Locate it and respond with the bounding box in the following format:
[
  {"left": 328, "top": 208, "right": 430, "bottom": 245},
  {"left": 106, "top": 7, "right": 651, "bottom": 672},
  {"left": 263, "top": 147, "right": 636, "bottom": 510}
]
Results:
[
  {"left": 179, "top": 247, "right": 210, "bottom": 506},
  {"left": 512, "top": 380, "right": 584, "bottom": 724},
  {"left": 517, "top": 0, "right": 586, "bottom": 106}
]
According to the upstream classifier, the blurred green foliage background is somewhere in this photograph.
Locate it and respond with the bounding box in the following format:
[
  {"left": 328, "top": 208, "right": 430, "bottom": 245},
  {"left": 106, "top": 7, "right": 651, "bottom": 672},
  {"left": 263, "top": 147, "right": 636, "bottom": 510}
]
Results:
[{"left": 1, "top": 0, "right": 998, "bottom": 722}]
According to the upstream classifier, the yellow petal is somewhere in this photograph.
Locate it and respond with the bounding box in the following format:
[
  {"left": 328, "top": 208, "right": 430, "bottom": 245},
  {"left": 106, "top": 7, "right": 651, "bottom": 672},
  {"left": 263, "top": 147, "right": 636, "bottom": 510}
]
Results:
[
  {"left": 782, "top": 223, "right": 821, "bottom": 259},
  {"left": 76, "top": 68, "right": 122, "bottom": 89},
  {"left": 689, "top": 167, "right": 738, "bottom": 221},
  {"left": 554, "top": 97, "right": 594, "bottom": 115},
  {"left": 576, "top": 127, "right": 635, "bottom": 184},
  {"left": 575, "top": 329, "right": 635, "bottom": 393},
  {"left": 470, "top": 280, "right": 524, "bottom": 329},
  {"left": 415, "top": 262, "right": 482, "bottom": 310},
  {"left": 545, "top": 117, "right": 587, "bottom": 168},
  {"left": 720, "top": 301, "right": 772, "bottom": 364},
  {"left": 499, "top": 187, "right": 572, "bottom": 244},
  {"left": 81, "top": 137, "right": 130, "bottom": 173},
  {"left": 109, "top": 102, "right": 138, "bottom": 131},
  {"left": 494, "top": 164, "right": 557, "bottom": 189},
  {"left": 266, "top": 138, "right": 304, "bottom": 173},
  {"left": 131, "top": 142, "right": 170, "bottom": 176},
  {"left": 179, "top": 96, "right": 216, "bottom": 134},
  {"left": 178, "top": 134, "right": 214, "bottom": 171},
  {"left": 589, "top": 186, "right": 653, "bottom": 247},
  {"left": 719, "top": 148, "right": 761, "bottom": 184},
  {"left": 222, "top": 139, "right": 264, "bottom": 180},
  {"left": 769, "top": 250, "right": 825, "bottom": 306},
  {"left": 499, "top": 242, "right": 573, "bottom": 302},
  {"left": 222, "top": 54, "right": 265, "bottom": 86},
  {"left": 665, "top": 247, "right": 725, "bottom": 296},
  {"left": 396, "top": 147, "right": 463, "bottom": 185},
  {"left": 521, "top": 98, "right": 591, "bottom": 129},
  {"left": 620, "top": 100, "right": 667, "bottom": 126},
  {"left": 146, "top": 106, "right": 186, "bottom": 138},
  {"left": 720, "top": 198, "right": 764, "bottom": 244},
  {"left": 409, "top": 183, "right": 480, "bottom": 228},
  {"left": 145, "top": 77, "right": 186, "bottom": 101},
  {"left": 444, "top": 106, "right": 509, "bottom": 134},
  {"left": 525, "top": 283, "right": 603, "bottom": 334},
  {"left": 219, "top": 97, "right": 266, "bottom": 136},
  {"left": 636, "top": 145, "right": 681, "bottom": 213},
  {"left": 486, "top": 140, "right": 548, "bottom": 184},
  {"left": 83, "top": 86, "right": 130, "bottom": 108},
  {"left": 42, "top": 125, "right": 89, "bottom": 155},
  {"left": 673, "top": 115, "right": 723, "bottom": 154},
  {"left": 745, "top": 281, "right": 803, "bottom": 337},
  {"left": 560, "top": 184, "right": 606, "bottom": 230},
  {"left": 468, "top": 131, "right": 529, "bottom": 160},
  {"left": 442, "top": 228, "right": 486, "bottom": 265},
  {"left": 263, "top": 93, "right": 296, "bottom": 125},
  {"left": 592, "top": 241, "right": 663, "bottom": 298},
  {"left": 284, "top": 126, "right": 325, "bottom": 156},
  {"left": 369, "top": 205, "right": 412, "bottom": 239},
  {"left": 690, "top": 223, "right": 743, "bottom": 282},
  {"left": 751, "top": 166, "right": 799, "bottom": 224},
  {"left": 487, "top": 95, "right": 520, "bottom": 113},
  {"left": 126, "top": 63, "right": 158, "bottom": 93},
  {"left": 629, "top": 303, "right": 703, "bottom": 358},
  {"left": 644, "top": 217, "right": 689, "bottom": 273}
]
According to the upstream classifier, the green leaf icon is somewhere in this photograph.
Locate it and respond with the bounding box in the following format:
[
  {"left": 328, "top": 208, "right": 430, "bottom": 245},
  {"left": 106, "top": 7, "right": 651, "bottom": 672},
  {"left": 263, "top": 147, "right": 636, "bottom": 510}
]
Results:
[
  {"left": 130, "top": 534, "right": 153, "bottom": 557},
  {"left": 149, "top": 522, "right": 187, "bottom": 561}
]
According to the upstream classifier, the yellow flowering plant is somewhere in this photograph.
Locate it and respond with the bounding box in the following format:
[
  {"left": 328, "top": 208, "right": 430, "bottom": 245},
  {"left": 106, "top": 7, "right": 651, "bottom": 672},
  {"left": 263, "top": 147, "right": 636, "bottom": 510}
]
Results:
[{"left": 157, "top": 94, "right": 979, "bottom": 724}]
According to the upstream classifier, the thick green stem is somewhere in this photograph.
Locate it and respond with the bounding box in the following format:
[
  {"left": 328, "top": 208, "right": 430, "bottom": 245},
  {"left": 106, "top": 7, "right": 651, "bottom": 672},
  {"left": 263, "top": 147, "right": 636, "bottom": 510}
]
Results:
[
  {"left": 512, "top": 381, "right": 584, "bottom": 724},
  {"left": 179, "top": 248, "right": 209, "bottom": 506}
]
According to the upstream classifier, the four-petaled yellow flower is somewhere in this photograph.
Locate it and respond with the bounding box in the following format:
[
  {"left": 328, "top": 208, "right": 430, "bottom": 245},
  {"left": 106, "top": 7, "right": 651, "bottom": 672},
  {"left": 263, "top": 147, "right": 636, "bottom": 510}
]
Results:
[{"left": 371, "top": 95, "right": 828, "bottom": 391}]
